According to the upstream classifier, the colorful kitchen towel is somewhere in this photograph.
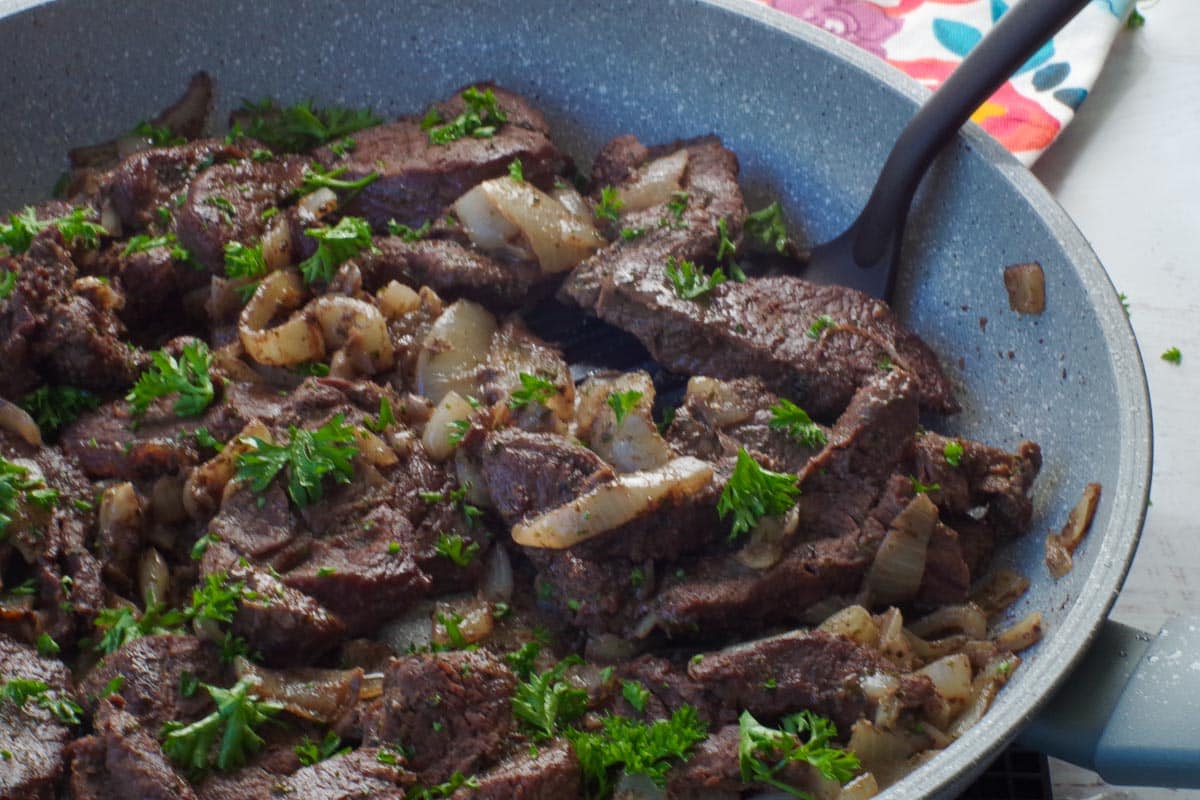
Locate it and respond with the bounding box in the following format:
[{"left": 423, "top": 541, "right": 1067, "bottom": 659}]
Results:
[{"left": 755, "top": 0, "right": 1137, "bottom": 164}]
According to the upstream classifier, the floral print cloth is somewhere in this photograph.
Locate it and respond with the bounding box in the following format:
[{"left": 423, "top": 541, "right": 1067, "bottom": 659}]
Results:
[{"left": 756, "top": 0, "right": 1136, "bottom": 164}]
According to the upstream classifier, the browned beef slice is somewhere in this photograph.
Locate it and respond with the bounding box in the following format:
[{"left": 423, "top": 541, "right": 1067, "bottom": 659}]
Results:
[
  {"left": 112, "top": 245, "right": 209, "bottom": 335},
  {"left": 175, "top": 157, "right": 307, "bottom": 272},
  {"left": 688, "top": 629, "right": 935, "bottom": 735},
  {"left": 617, "top": 655, "right": 722, "bottom": 724},
  {"left": 216, "top": 549, "right": 348, "bottom": 666},
  {"left": 0, "top": 233, "right": 142, "bottom": 399},
  {"left": 665, "top": 724, "right": 819, "bottom": 799},
  {"left": 474, "top": 428, "right": 615, "bottom": 526},
  {"left": 589, "top": 133, "right": 651, "bottom": 189},
  {"left": 355, "top": 236, "right": 541, "bottom": 308},
  {"left": 100, "top": 139, "right": 245, "bottom": 233},
  {"left": 0, "top": 635, "right": 72, "bottom": 800},
  {"left": 666, "top": 376, "right": 827, "bottom": 474},
  {"left": 313, "top": 84, "right": 567, "bottom": 230},
  {"left": 206, "top": 484, "right": 307, "bottom": 566},
  {"left": 910, "top": 431, "right": 1042, "bottom": 541},
  {"left": 268, "top": 748, "right": 412, "bottom": 799},
  {"left": 61, "top": 380, "right": 293, "bottom": 482},
  {"left": 66, "top": 701, "right": 196, "bottom": 800},
  {"left": 453, "top": 740, "right": 581, "bottom": 799},
  {"left": 916, "top": 521, "right": 971, "bottom": 607},
  {"left": 368, "top": 651, "right": 517, "bottom": 784},
  {"left": 77, "top": 635, "right": 222, "bottom": 730}
]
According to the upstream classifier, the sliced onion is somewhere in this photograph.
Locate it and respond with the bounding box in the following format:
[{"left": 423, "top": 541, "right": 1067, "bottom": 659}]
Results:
[
  {"left": 917, "top": 653, "right": 973, "bottom": 726},
  {"left": 993, "top": 611, "right": 1043, "bottom": 653},
  {"left": 1003, "top": 262, "right": 1046, "bottom": 314},
  {"left": 737, "top": 505, "right": 799, "bottom": 570},
  {"left": 354, "top": 427, "right": 398, "bottom": 468},
  {"left": 1045, "top": 483, "right": 1102, "bottom": 579},
  {"left": 74, "top": 276, "right": 123, "bottom": 311},
  {"left": 310, "top": 295, "right": 394, "bottom": 374},
  {"left": 839, "top": 773, "right": 880, "bottom": 800},
  {"left": 137, "top": 547, "right": 170, "bottom": 607},
  {"left": 969, "top": 568, "right": 1030, "bottom": 619},
  {"left": 847, "top": 720, "right": 922, "bottom": 786},
  {"left": 0, "top": 398, "right": 43, "bottom": 447},
  {"left": 239, "top": 269, "right": 324, "bottom": 366},
  {"left": 100, "top": 482, "right": 142, "bottom": 542},
  {"left": 183, "top": 419, "right": 270, "bottom": 519},
  {"left": 235, "top": 657, "right": 363, "bottom": 724},
  {"left": 574, "top": 371, "right": 671, "bottom": 474},
  {"left": 422, "top": 391, "right": 474, "bottom": 461},
  {"left": 585, "top": 634, "right": 640, "bottom": 663},
  {"left": 875, "top": 608, "right": 915, "bottom": 672},
  {"left": 863, "top": 494, "right": 937, "bottom": 606},
  {"left": 480, "top": 545, "right": 514, "bottom": 603},
  {"left": 551, "top": 184, "right": 591, "bottom": 219},
  {"left": 819, "top": 605, "right": 879, "bottom": 649},
  {"left": 377, "top": 280, "right": 421, "bottom": 320},
  {"left": 416, "top": 299, "right": 497, "bottom": 404},
  {"left": 454, "top": 178, "right": 605, "bottom": 273},
  {"left": 260, "top": 214, "right": 293, "bottom": 271},
  {"left": 99, "top": 199, "right": 123, "bottom": 238},
  {"left": 617, "top": 149, "right": 689, "bottom": 212},
  {"left": 948, "top": 655, "right": 1019, "bottom": 738},
  {"left": 297, "top": 187, "right": 338, "bottom": 219},
  {"left": 907, "top": 604, "right": 987, "bottom": 642},
  {"left": 684, "top": 376, "right": 756, "bottom": 428},
  {"left": 432, "top": 597, "right": 493, "bottom": 646},
  {"left": 511, "top": 457, "right": 714, "bottom": 549}
]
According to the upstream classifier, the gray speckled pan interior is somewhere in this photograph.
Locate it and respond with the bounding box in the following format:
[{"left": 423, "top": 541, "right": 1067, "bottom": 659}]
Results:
[{"left": 0, "top": 0, "right": 1152, "bottom": 796}]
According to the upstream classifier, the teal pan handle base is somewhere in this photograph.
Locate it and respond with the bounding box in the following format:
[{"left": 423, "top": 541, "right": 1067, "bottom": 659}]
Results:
[{"left": 1018, "top": 616, "right": 1200, "bottom": 788}]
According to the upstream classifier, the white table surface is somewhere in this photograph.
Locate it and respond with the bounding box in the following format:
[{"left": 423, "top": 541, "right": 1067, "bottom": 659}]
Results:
[{"left": 1029, "top": 2, "right": 1200, "bottom": 798}]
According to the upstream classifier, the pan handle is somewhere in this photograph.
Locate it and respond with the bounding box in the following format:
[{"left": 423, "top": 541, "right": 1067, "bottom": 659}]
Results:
[{"left": 1017, "top": 616, "right": 1200, "bottom": 788}]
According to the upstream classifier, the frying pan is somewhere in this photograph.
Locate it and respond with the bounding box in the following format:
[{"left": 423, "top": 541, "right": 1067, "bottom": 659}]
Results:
[{"left": 0, "top": 0, "right": 1193, "bottom": 796}]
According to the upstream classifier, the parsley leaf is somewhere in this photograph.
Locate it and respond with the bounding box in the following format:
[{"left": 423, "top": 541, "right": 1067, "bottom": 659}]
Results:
[
  {"left": 1, "top": 678, "right": 82, "bottom": 725},
  {"left": 807, "top": 314, "right": 836, "bottom": 339},
  {"left": 1, "top": 206, "right": 106, "bottom": 254},
  {"left": 36, "top": 632, "right": 60, "bottom": 657},
  {"left": 607, "top": 390, "right": 644, "bottom": 425},
  {"left": 508, "top": 158, "right": 525, "bottom": 182},
  {"left": 299, "top": 163, "right": 379, "bottom": 196},
  {"left": 718, "top": 448, "right": 800, "bottom": 541},
  {"left": 1162, "top": 346, "right": 1182, "bottom": 365},
  {"left": 223, "top": 241, "right": 268, "bottom": 283},
  {"left": 237, "top": 99, "right": 382, "bottom": 152},
  {"left": 509, "top": 372, "right": 558, "bottom": 410},
  {"left": 505, "top": 641, "right": 542, "bottom": 680},
  {"left": 434, "top": 532, "right": 480, "bottom": 568},
  {"left": 294, "top": 731, "right": 349, "bottom": 766},
  {"left": 666, "top": 256, "right": 726, "bottom": 301},
  {"left": 122, "top": 231, "right": 194, "bottom": 266},
  {"left": 427, "top": 86, "right": 508, "bottom": 145},
  {"left": 744, "top": 201, "right": 789, "bottom": 255},
  {"left": 446, "top": 419, "right": 470, "bottom": 447},
  {"left": 235, "top": 415, "right": 358, "bottom": 507},
  {"left": 512, "top": 658, "right": 589, "bottom": 741},
  {"left": 126, "top": 341, "right": 215, "bottom": 418},
  {"left": 568, "top": 706, "right": 708, "bottom": 799},
  {"left": 662, "top": 191, "right": 689, "bottom": 228},
  {"left": 943, "top": 440, "right": 965, "bottom": 467},
  {"left": 738, "top": 709, "right": 859, "bottom": 796},
  {"left": 298, "top": 216, "right": 375, "bottom": 284},
  {"left": 594, "top": 186, "right": 623, "bottom": 221},
  {"left": 132, "top": 120, "right": 186, "bottom": 146},
  {"left": 19, "top": 385, "right": 100, "bottom": 438},
  {"left": 364, "top": 396, "right": 396, "bottom": 433},
  {"left": 769, "top": 399, "right": 827, "bottom": 449},
  {"left": 909, "top": 476, "right": 941, "bottom": 495},
  {"left": 620, "top": 680, "right": 650, "bottom": 714},
  {"left": 620, "top": 226, "right": 647, "bottom": 241},
  {"left": 1, "top": 457, "right": 49, "bottom": 540},
  {"left": 407, "top": 773, "right": 482, "bottom": 800},
  {"left": 162, "top": 677, "right": 282, "bottom": 774},
  {"left": 387, "top": 218, "right": 432, "bottom": 242},
  {"left": 0, "top": 268, "right": 15, "bottom": 300}
]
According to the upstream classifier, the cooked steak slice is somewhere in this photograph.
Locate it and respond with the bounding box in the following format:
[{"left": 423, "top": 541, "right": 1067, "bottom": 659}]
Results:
[
  {"left": 175, "top": 157, "right": 307, "bottom": 273},
  {"left": 909, "top": 431, "right": 1042, "bottom": 541},
  {"left": 268, "top": 748, "right": 412, "bottom": 799},
  {"left": 453, "top": 740, "right": 581, "bottom": 799},
  {"left": 665, "top": 724, "right": 819, "bottom": 799},
  {"left": 589, "top": 133, "right": 652, "bottom": 189},
  {"left": 356, "top": 236, "right": 541, "bottom": 308},
  {"left": 66, "top": 701, "right": 196, "bottom": 800},
  {"left": 112, "top": 245, "right": 209, "bottom": 336},
  {"left": 688, "top": 629, "right": 935, "bottom": 735},
  {"left": 916, "top": 521, "right": 971, "bottom": 607},
  {"left": 0, "top": 635, "right": 73, "bottom": 800},
  {"left": 473, "top": 428, "right": 615, "bottom": 526},
  {"left": 313, "top": 84, "right": 568, "bottom": 230},
  {"left": 100, "top": 139, "right": 245, "bottom": 233},
  {"left": 77, "top": 635, "right": 222, "bottom": 731},
  {"left": 479, "top": 318, "right": 574, "bottom": 434},
  {"left": 206, "top": 483, "right": 308, "bottom": 566},
  {"left": 367, "top": 650, "right": 517, "bottom": 785},
  {"left": 666, "top": 376, "right": 826, "bottom": 474},
  {"left": 0, "top": 233, "right": 143, "bottom": 399}
]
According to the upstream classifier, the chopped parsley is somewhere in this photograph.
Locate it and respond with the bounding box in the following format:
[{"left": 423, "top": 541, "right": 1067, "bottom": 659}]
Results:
[
  {"left": 132, "top": 120, "right": 186, "bottom": 146},
  {"left": 594, "top": 186, "right": 623, "bottom": 221},
  {"left": 1, "top": 457, "right": 51, "bottom": 540},
  {"left": 426, "top": 86, "right": 508, "bottom": 145},
  {"left": 1162, "top": 346, "right": 1182, "bottom": 365},
  {"left": 509, "top": 372, "right": 558, "bottom": 410},
  {"left": 419, "top": 486, "right": 484, "bottom": 527},
  {"left": 512, "top": 658, "right": 589, "bottom": 741},
  {"left": 1, "top": 678, "right": 83, "bottom": 725},
  {"left": 121, "top": 231, "right": 194, "bottom": 266},
  {"left": 19, "top": 385, "right": 100, "bottom": 438},
  {"left": 1, "top": 206, "right": 107, "bottom": 254},
  {"left": 717, "top": 448, "right": 801, "bottom": 541},
  {"left": 769, "top": 399, "right": 827, "bottom": 449},
  {"left": 295, "top": 731, "right": 349, "bottom": 766},
  {"left": 606, "top": 389, "right": 644, "bottom": 425},
  {"left": 807, "top": 314, "right": 836, "bottom": 339},
  {"left": 505, "top": 641, "right": 542, "bottom": 680},
  {"left": 446, "top": 419, "right": 470, "bottom": 447},
  {"left": 665, "top": 256, "right": 726, "bottom": 301},
  {"left": 235, "top": 415, "right": 358, "bottom": 507},
  {"left": 126, "top": 341, "right": 215, "bottom": 418},
  {"left": 298, "top": 216, "right": 375, "bottom": 284},
  {"left": 194, "top": 427, "right": 224, "bottom": 452},
  {"left": 943, "top": 439, "right": 965, "bottom": 467},
  {"left": 299, "top": 163, "right": 379, "bottom": 196},
  {"left": 1127, "top": 7, "right": 1145, "bottom": 28},
  {"left": 568, "top": 706, "right": 708, "bottom": 799},
  {"left": 744, "top": 201, "right": 789, "bottom": 254},
  {"left": 407, "top": 773, "right": 482, "bottom": 799},
  {"left": 620, "top": 680, "right": 650, "bottom": 714},
  {"left": 738, "top": 710, "right": 860, "bottom": 796},
  {"left": 663, "top": 191, "right": 689, "bottom": 227},
  {"left": 434, "top": 532, "right": 480, "bottom": 568},
  {"left": 387, "top": 218, "right": 432, "bottom": 242},
  {"left": 507, "top": 158, "right": 525, "bottom": 182},
  {"left": 237, "top": 98, "right": 382, "bottom": 152},
  {"left": 0, "top": 269, "right": 15, "bottom": 300},
  {"left": 161, "top": 677, "right": 283, "bottom": 774},
  {"left": 909, "top": 476, "right": 941, "bottom": 495},
  {"left": 620, "top": 226, "right": 647, "bottom": 241},
  {"left": 36, "top": 632, "right": 60, "bottom": 657},
  {"left": 364, "top": 396, "right": 396, "bottom": 433},
  {"left": 223, "top": 240, "right": 268, "bottom": 285}
]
